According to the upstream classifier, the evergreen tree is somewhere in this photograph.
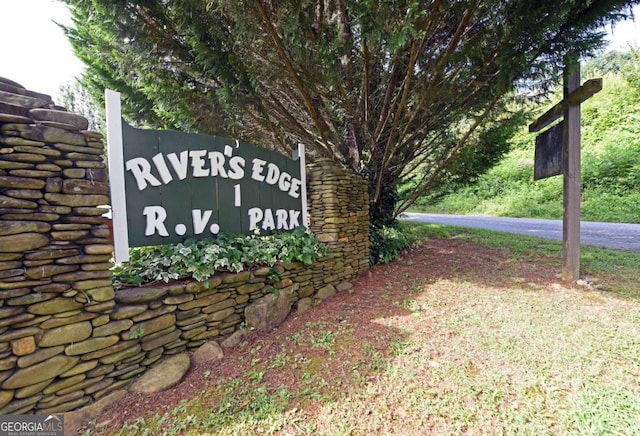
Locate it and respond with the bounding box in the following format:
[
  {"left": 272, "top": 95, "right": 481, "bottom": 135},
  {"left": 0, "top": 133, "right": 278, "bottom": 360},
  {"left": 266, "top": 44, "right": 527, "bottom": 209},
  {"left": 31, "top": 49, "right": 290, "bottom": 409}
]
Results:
[
  {"left": 58, "top": 81, "right": 105, "bottom": 133},
  {"left": 60, "top": 0, "right": 638, "bottom": 228}
]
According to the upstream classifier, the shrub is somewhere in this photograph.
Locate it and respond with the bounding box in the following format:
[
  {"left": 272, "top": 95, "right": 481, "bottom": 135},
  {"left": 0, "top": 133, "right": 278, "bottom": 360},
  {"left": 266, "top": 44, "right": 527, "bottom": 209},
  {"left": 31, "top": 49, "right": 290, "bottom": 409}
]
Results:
[{"left": 112, "top": 226, "right": 328, "bottom": 287}]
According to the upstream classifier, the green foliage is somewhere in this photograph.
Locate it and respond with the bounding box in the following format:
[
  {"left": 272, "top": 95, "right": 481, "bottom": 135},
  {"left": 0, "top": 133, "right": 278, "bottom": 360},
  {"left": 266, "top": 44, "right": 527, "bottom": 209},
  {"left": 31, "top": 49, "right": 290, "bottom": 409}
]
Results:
[
  {"left": 112, "top": 227, "right": 328, "bottom": 287},
  {"left": 419, "top": 49, "right": 640, "bottom": 224},
  {"left": 370, "top": 224, "right": 412, "bottom": 264},
  {"left": 370, "top": 220, "right": 433, "bottom": 264},
  {"left": 61, "top": 0, "right": 635, "bottom": 231}
]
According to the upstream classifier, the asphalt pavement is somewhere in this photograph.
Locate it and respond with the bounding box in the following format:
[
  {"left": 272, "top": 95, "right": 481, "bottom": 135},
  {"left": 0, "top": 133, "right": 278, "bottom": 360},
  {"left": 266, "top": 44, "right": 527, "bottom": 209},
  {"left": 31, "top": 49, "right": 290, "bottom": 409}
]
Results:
[{"left": 400, "top": 212, "right": 640, "bottom": 252}]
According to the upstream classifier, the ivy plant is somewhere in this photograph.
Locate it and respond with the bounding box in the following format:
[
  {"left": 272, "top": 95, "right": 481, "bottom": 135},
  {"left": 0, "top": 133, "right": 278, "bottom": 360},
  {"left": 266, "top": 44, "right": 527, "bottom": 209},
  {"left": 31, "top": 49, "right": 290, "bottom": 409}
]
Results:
[{"left": 112, "top": 227, "right": 328, "bottom": 287}]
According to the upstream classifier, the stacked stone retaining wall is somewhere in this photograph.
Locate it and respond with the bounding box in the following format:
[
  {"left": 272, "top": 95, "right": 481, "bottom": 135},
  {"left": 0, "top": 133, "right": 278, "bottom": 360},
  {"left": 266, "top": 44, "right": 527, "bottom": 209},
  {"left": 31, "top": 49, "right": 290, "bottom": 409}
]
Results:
[{"left": 0, "top": 77, "right": 369, "bottom": 415}]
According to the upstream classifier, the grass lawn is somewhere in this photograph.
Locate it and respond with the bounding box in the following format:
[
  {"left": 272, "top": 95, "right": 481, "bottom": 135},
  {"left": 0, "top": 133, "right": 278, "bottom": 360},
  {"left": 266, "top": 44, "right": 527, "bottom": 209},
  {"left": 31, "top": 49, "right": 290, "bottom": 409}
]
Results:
[{"left": 82, "top": 223, "right": 640, "bottom": 435}]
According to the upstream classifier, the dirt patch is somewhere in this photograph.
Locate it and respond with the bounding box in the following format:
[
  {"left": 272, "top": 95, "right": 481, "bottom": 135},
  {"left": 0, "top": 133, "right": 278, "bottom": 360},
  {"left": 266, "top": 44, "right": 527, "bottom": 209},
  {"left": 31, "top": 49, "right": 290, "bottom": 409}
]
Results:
[{"left": 79, "top": 237, "right": 569, "bottom": 434}]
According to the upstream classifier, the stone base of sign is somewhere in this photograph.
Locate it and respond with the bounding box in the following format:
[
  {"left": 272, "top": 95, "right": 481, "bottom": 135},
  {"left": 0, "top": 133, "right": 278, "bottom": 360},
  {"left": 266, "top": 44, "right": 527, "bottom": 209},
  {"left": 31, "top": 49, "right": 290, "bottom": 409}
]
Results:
[{"left": 0, "top": 77, "right": 370, "bottom": 416}]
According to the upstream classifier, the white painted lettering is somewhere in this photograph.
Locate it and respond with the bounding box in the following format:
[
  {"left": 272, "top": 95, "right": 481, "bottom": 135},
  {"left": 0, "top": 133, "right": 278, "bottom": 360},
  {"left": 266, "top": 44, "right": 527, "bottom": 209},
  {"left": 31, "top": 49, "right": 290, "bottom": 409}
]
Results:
[
  {"left": 265, "top": 163, "right": 279, "bottom": 185},
  {"left": 167, "top": 151, "right": 189, "bottom": 180},
  {"left": 192, "top": 209, "right": 213, "bottom": 234},
  {"left": 189, "top": 150, "right": 209, "bottom": 177},
  {"left": 208, "top": 151, "right": 228, "bottom": 178},
  {"left": 248, "top": 207, "right": 263, "bottom": 231},
  {"left": 143, "top": 206, "right": 169, "bottom": 236},
  {"left": 126, "top": 157, "right": 162, "bottom": 191},
  {"left": 251, "top": 158, "right": 267, "bottom": 182},
  {"left": 278, "top": 172, "right": 291, "bottom": 192},
  {"left": 152, "top": 153, "right": 173, "bottom": 184},
  {"left": 276, "top": 209, "right": 289, "bottom": 230},
  {"left": 262, "top": 208, "right": 275, "bottom": 230},
  {"left": 234, "top": 184, "right": 241, "bottom": 207},
  {"left": 288, "top": 178, "right": 302, "bottom": 198},
  {"left": 289, "top": 210, "right": 301, "bottom": 228},
  {"left": 228, "top": 156, "right": 245, "bottom": 180}
]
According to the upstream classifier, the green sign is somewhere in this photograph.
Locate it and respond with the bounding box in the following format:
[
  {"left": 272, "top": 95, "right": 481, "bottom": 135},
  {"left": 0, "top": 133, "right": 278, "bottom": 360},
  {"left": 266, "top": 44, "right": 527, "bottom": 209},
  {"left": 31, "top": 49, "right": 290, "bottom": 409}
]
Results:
[{"left": 106, "top": 90, "right": 307, "bottom": 262}]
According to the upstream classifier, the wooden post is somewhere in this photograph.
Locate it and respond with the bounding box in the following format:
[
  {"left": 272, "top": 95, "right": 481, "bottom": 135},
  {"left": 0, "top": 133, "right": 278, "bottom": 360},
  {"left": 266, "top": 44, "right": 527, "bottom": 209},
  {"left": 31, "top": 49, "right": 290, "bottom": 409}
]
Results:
[{"left": 562, "top": 56, "right": 581, "bottom": 281}]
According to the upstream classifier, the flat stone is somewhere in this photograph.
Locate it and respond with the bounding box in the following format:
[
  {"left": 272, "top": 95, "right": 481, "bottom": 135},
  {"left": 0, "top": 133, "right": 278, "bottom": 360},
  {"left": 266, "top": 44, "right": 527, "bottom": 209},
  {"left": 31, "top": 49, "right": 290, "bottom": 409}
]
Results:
[
  {"left": 27, "top": 298, "right": 83, "bottom": 315},
  {"left": 25, "top": 264, "right": 78, "bottom": 279},
  {"left": 132, "top": 305, "right": 176, "bottom": 322},
  {"left": 93, "top": 320, "right": 133, "bottom": 337},
  {"left": 11, "top": 336, "right": 36, "bottom": 356},
  {"left": 201, "top": 299, "right": 236, "bottom": 315},
  {"left": 0, "top": 220, "right": 51, "bottom": 236},
  {"left": 72, "top": 279, "right": 113, "bottom": 291},
  {"left": 86, "top": 286, "right": 115, "bottom": 302},
  {"left": 44, "top": 193, "right": 109, "bottom": 207},
  {"left": 206, "top": 307, "right": 235, "bottom": 322},
  {"left": 64, "top": 335, "right": 119, "bottom": 356},
  {"left": 57, "top": 255, "right": 110, "bottom": 265},
  {"left": 14, "top": 379, "right": 53, "bottom": 399},
  {"left": 98, "top": 343, "right": 141, "bottom": 365},
  {"left": 163, "top": 294, "right": 194, "bottom": 305},
  {"left": 29, "top": 108, "right": 89, "bottom": 130},
  {"left": 0, "top": 194, "right": 38, "bottom": 209},
  {"left": 110, "top": 305, "right": 147, "bottom": 320},
  {"left": 123, "top": 313, "right": 176, "bottom": 339},
  {"left": 0, "top": 233, "right": 48, "bottom": 252},
  {"left": 83, "top": 244, "right": 114, "bottom": 255},
  {"left": 38, "top": 321, "right": 92, "bottom": 347},
  {"left": 0, "top": 91, "right": 48, "bottom": 108},
  {"left": 53, "top": 270, "right": 112, "bottom": 283},
  {"left": 17, "top": 345, "right": 64, "bottom": 369},
  {"left": 222, "top": 271, "right": 251, "bottom": 284},
  {"left": 51, "top": 230, "right": 90, "bottom": 241},
  {"left": 184, "top": 277, "right": 222, "bottom": 294},
  {"left": 0, "top": 394, "right": 41, "bottom": 414},
  {"left": 236, "top": 283, "right": 265, "bottom": 295},
  {"left": 40, "top": 312, "right": 96, "bottom": 329},
  {"left": 0, "top": 326, "right": 40, "bottom": 342},
  {"left": 0, "top": 175, "right": 46, "bottom": 189},
  {"left": 84, "top": 300, "right": 115, "bottom": 313},
  {"left": 0, "top": 313, "right": 34, "bottom": 329},
  {"left": 0, "top": 390, "right": 12, "bottom": 408},
  {"left": 130, "top": 353, "right": 190, "bottom": 394},
  {"left": 6, "top": 123, "right": 86, "bottom": 145},
  {"left": 26, "top": 248, "right": 80, "bottom": 260},
  {"left": 6, "top": 292, "right": 56, "bottom": 306},
  {"left": 62, "top": 179, "right": 109, "bottom": 195},
  {"left": 63, "top": 168, "right": 86, "bottom": 178},
  {"left": 115, "top": 287, "right": 167, "bottom": 304},
  {"left": 2, "top": 354, "right": 78, "bottom": 389},
  {"left": 178, "top": 292, "right": 231, "bottom": 310},
  {"left": 2, "top": 189, "right": 43, "bottom": 199},
  {"left": 43, "top": 374, "right": 86, "bottom": 395},
  {"left": 140, "top": 329, "right": 181, "bottom": 352}
]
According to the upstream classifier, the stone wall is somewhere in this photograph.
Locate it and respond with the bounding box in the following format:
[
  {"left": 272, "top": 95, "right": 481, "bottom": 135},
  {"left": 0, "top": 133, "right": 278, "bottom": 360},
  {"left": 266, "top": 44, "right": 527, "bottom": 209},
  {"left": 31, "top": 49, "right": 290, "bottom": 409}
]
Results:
[{"left": 0, "top": 77, "right": 370, "bottom": 415}]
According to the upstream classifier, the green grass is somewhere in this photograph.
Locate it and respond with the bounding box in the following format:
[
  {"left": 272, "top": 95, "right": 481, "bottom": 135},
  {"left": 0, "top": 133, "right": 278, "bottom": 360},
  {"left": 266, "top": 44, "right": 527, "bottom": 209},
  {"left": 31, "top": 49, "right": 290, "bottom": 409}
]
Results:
[
  {"left": 84, "top": 223, "right": 640, "bottom": 435},
  {"left": 414, "top": 67, "right": 640, "bottom": 224}
]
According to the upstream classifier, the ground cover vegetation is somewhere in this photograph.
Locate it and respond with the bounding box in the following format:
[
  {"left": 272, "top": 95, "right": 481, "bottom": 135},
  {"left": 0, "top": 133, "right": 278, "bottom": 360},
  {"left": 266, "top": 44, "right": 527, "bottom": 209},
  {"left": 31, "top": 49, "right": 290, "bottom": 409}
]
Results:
[
  {"left": 80, "top": 222, "right": 640, "bottom": 435},
  {"left": 416, "top": 48, "right": 640, "bottom": 223},
  {"left": 62, "top": 0, "right": 638, "bottom": 234},
  {"left": 112, "top": 227, "right": 328, "bottom": 286}
]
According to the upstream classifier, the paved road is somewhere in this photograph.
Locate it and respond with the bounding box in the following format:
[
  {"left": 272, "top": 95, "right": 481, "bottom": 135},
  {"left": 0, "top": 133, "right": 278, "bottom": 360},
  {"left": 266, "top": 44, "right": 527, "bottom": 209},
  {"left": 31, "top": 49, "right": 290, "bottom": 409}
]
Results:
[{"left": 400, "top": 213, "right": 640, "bottom": 252}]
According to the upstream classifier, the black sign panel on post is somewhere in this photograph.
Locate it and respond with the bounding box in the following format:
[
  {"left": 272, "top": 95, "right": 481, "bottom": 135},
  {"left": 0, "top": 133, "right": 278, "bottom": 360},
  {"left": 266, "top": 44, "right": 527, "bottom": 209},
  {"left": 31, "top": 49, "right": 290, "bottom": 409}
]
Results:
[
  {"left": 534, "top": 121, "right": 564, "bottom": 180},
  {"left": 106, "top": 90, "right": 308, "bottom": 262}
]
